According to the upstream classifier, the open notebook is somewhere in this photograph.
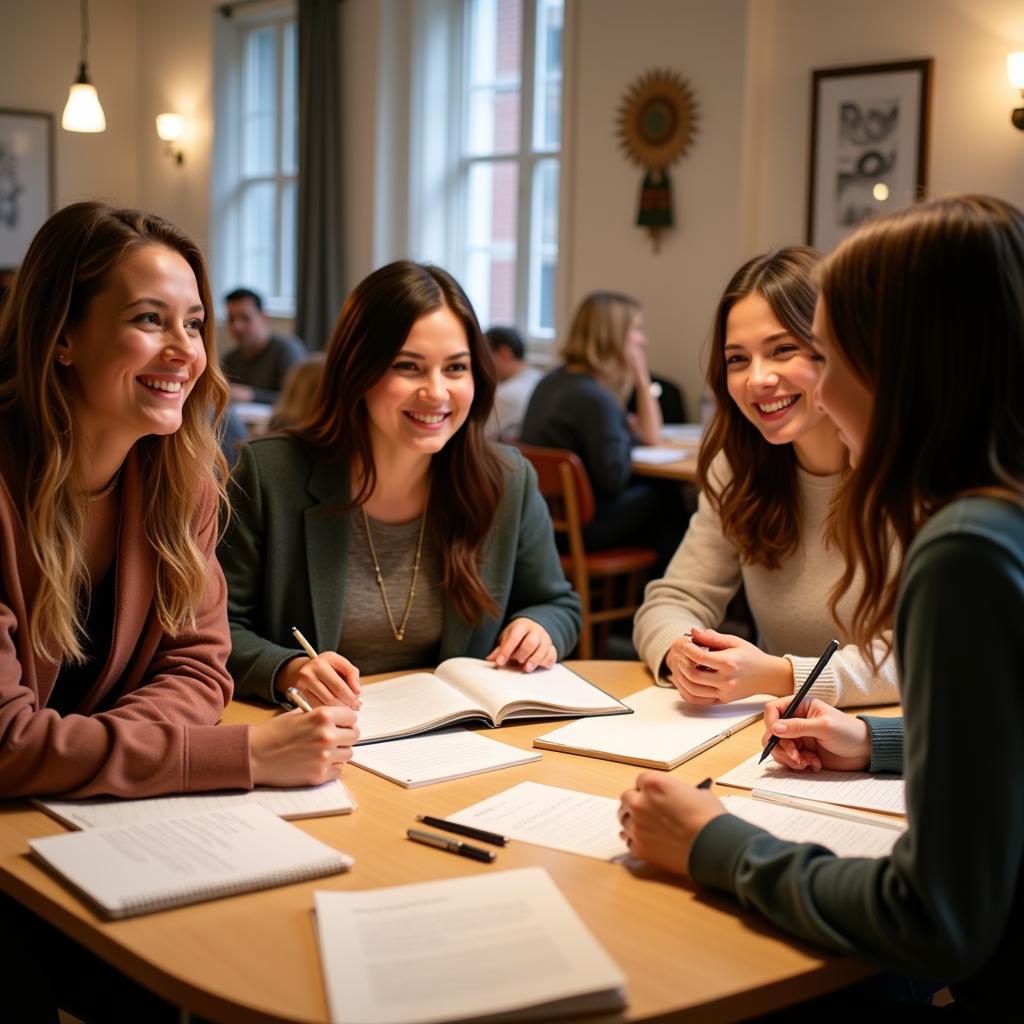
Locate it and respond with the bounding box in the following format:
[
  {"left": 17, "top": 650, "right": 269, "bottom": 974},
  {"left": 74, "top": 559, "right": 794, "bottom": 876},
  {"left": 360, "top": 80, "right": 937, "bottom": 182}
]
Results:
[
  {"left": 534, "top": 685, "right": 771, "bottom": 769},
  {"left": 355, "top": 658, "right": 629, "bottom": 744},
  {"left": 314, "top": 867, "right": 626, "bottom": 1024},
  {"left": 33, "top": 780, "right": 356, "bottom": 830},
  {"left": 29, "top": 805, "right": 353, "bottom": 919}
]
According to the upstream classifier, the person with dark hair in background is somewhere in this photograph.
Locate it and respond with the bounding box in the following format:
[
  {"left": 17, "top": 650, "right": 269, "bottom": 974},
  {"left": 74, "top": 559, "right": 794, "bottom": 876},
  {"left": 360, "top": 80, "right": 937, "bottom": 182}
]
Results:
[
  {"left": 219, "top": 260, "right": 581, "bottom": 708},
  {"left": 485, "top": 325, "right": 542, "bottom": 440},
  {"left": 222, "top": 286, "right": 306, "bottom": 403}
]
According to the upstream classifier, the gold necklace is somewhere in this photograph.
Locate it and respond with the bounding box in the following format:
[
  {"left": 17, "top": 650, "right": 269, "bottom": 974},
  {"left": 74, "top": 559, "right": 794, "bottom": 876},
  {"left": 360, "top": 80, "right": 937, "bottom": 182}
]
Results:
[
  {"left": 360, "top": 488, "right": 430, "bottom": 642},
  {"left": 85, "top": 467, "right": 123, "bottom": 503}
]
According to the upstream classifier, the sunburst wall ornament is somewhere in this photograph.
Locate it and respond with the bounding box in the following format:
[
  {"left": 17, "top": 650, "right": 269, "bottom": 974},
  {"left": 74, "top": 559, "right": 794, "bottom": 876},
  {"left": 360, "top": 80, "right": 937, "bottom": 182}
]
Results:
[{"left": 616, "top": 69, "right": 699, "bottom": 251}]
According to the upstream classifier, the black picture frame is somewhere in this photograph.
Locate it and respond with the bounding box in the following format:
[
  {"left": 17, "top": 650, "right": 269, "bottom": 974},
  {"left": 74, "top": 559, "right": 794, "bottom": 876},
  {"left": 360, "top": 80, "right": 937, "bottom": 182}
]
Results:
[
  {"left": 0, "top": 108, "right": 55, "bottom": 267},
  {"left": 807, "top": 59, "right": 932, "bottom": 252}
]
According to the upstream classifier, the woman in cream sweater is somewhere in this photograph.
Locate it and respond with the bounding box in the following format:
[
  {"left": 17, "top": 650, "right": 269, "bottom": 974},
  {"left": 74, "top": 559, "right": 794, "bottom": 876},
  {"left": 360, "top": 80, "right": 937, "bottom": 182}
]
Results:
[{"left": 633, "top": 247, "right": 897, "bottom": 707}]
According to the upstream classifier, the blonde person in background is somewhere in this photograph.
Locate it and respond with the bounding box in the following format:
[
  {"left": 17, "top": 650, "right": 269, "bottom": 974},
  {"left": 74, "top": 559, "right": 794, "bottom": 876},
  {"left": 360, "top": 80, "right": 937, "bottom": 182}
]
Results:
[
  {"left": 268, "top": 351, "right": 327, "bottom": 432},
  {"left": 633, "top": 247, "right": 897, "bottom": 707},
  {"left": 520, "top": 291, "right": 686, "bottom": 570},
  {"left": 0, "top": 202, "right": 357, "bottom": 1021}
]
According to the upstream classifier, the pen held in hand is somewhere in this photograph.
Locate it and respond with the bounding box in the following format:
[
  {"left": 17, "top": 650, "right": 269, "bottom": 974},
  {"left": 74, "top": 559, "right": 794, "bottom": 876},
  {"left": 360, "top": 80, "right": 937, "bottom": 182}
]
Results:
[
  {"left": 406, "top": 828, "right": 496, "bottom": 863},
  {"left": 291, "top": 624, "right": 362, "bottom": 710},
  {"left": 291, "top": 625, "right": 319, "bottom": 660},
  {"left": 285, "top": 687, "right": 313, "bottom": 713},
  {"left": 416, "top": 815, "right": 508, "bottom": 847},
  {"left": 759, "top": 638, "right": 840, "bottom": 765}
]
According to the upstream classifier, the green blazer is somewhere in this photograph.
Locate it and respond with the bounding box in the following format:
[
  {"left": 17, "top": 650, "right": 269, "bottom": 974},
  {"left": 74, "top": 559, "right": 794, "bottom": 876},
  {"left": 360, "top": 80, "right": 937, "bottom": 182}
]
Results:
[{"left": 219, "top": 436, "right": 582, "bottom": 703}]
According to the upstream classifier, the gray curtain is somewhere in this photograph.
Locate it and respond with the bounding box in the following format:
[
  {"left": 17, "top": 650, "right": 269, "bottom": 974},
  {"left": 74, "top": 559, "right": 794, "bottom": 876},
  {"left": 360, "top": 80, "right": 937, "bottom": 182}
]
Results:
[{"left": 296, "top": 0, "right": 344, "bottom": 350}]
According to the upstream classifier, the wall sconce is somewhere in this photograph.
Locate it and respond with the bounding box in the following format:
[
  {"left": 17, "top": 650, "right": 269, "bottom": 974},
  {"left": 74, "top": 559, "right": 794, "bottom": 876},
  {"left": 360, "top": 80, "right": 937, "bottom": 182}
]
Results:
[
  {"left": 1008, "top": 53, "right": 1024, "bottom": 129},
  {"left": 155, "top": 113, "right": 185, "bottom": 165},
  {"left": 62, "top": 0, "right": 106, "bottom": 133}
]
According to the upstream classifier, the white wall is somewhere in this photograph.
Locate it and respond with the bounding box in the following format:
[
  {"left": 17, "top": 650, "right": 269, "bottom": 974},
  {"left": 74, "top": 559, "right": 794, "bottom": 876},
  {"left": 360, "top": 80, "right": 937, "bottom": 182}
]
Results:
[
  {"left": 564, "top": 0, "right": 749, "bottom": 417},
  {"left": 0, "top": 0, "right": 140, "bottom": 215},
  {"left": 744, "top": 0, "right": 1024, "bottom": 252}
]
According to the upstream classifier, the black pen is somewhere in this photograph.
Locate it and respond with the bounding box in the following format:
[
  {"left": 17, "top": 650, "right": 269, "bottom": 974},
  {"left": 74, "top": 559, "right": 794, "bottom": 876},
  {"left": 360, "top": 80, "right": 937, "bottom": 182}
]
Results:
[
  {"left": 759, "top": 638, "right": 840, "bottom": 764},
  {"left": 415, "top": 815, "right": 509, "bottom": 847},
  {"left": 696, "top": 777, "right": 712, "bottom": 790},
  {"left": 406, "top": 828, "right": 496, "bottom": 863}
]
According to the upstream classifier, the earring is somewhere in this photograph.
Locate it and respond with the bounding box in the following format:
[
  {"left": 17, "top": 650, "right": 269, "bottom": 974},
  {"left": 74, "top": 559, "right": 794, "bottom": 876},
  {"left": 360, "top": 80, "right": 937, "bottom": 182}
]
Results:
[{"left": 56, "top": 353, "right": 70, "bottom": 365}]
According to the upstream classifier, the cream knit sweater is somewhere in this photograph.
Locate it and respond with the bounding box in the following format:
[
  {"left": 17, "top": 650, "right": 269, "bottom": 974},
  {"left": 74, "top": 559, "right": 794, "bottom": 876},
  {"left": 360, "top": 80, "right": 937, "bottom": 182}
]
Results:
[{"left": 633, "top": 454, "right": 898, "bottom": 707}]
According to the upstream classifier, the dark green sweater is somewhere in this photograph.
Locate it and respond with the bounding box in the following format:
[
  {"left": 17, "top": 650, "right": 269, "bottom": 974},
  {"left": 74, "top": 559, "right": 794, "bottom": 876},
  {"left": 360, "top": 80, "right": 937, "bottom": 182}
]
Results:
[
  {"left": 690, "top": 497, "right": 1024, "bottom": 1018},
  {"left": 218, "top": 437, "right": 582, "bottom": 703}
]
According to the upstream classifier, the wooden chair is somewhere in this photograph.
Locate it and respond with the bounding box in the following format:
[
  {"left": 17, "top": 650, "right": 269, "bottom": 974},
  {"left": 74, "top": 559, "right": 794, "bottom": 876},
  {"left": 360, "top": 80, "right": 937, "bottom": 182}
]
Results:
[{"left": 517, "top": 444, "right": 658, "bottom": 658}]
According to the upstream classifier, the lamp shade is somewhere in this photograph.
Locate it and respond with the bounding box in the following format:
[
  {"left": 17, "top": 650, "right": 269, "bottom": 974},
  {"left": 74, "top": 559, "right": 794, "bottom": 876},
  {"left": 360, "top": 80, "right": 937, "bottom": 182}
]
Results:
[
  {"left": 1008, "top": 52, "right": 1024, "bottom": 89},
  {"left": 62, "top": 64, "right": 106, "bottom": 133},
  {"left": 155, "top": 113, "right": 184, "bottom": 142}
]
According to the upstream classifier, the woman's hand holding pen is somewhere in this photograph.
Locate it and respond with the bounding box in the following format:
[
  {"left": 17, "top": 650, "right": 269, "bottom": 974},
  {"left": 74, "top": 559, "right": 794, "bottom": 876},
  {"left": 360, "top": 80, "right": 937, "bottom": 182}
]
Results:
[
  {"left": 762, "top": 697, "right": 870, "bottom": 773},
  {"left": 486, "top": 618, "right": 556, "bottom": 672},
  {"left": 249, "top": 706, "right": 360, "bottom": 786},
  {"left": 618, "top": 773, "right": 725, "bottom": 878},
  {"left": 274, "top": 651, "right": 362, "bottom": 710},
  {"left": 667, "top": 627, "right": 793, "bottom": 705}
]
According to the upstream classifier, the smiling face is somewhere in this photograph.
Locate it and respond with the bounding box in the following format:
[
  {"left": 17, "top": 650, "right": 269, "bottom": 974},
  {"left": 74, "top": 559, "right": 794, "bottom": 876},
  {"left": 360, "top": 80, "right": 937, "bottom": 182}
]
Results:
[
  {"left": 811, "top": 299, "right": 875, "bottom": 465},
  {"left": 58, "top": 244, "right": 207, "bottom": 454},
  {"left": 723, "top": 291, "right": 842, "bottom": 470},
  {"left": 363, "top": 304, "right": 475, "bottom": 464}
]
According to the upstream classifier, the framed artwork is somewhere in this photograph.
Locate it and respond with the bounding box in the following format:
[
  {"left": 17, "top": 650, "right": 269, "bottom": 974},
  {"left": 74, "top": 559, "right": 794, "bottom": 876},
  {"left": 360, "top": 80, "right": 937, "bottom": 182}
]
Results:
[
  {"left": 0, "top": 109, "right": 55, "bottom": 267},
  {"left": 807, "top": 59, "right": 932, "bottom": 252}
]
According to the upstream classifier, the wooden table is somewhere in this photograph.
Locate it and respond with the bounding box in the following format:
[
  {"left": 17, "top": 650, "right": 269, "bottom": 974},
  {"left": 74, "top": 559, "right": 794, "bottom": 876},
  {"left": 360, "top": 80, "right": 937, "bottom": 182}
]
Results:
[
  {"left": 0, "top": 662, "right": 882, "bottom": 1024},
  {"left": 630, "top": 447, "right": 698, "bottom": 483}
]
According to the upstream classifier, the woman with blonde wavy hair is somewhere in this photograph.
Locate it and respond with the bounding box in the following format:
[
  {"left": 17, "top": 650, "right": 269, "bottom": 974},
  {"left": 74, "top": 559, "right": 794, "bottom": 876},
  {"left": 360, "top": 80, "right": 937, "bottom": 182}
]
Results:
[
  {"left": 0, "top": 202, "right": 358, "bottom": 802},
  {"left": 520, "top": 291, "right": 684, "bottom": 564}
]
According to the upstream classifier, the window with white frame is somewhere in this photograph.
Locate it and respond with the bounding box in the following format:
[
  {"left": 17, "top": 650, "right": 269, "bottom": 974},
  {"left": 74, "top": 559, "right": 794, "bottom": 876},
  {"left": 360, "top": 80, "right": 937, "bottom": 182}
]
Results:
[
  {"left": 212, "top": 3, "right": 297, "bottom": 317},
  {"left": 410, "top": 0, "right": 563, "bottom": 346}
]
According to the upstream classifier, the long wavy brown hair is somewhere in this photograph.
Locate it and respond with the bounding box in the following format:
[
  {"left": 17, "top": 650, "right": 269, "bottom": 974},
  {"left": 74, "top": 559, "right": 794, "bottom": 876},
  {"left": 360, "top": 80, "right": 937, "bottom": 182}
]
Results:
[
  {"left": 293, "top": 261, "right": 503, "bottom": 623},
  {"left": 698, "top": 247, "right": 822, "bottom": 568},
  {"left": 822, "top": 194, "right": 1024, "bottom": 651},
  {"left": 0, "top": 202, "right": 229, "bottom": 663}
]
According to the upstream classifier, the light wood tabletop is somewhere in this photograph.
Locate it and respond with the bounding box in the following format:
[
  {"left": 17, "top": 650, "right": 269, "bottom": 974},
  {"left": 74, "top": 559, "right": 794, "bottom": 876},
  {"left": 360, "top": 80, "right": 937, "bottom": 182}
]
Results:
[
  {"left": 630, "top": 448, "right": 698, "bottom": 483},
  {"left": 0, "top": 661, "right": 890, "bottom": 1024}
]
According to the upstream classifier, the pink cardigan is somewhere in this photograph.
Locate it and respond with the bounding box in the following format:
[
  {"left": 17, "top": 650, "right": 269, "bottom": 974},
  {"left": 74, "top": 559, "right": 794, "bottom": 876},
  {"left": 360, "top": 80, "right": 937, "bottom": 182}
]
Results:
[{"left": 0, "top": 447, "right": 252, "bottom": 798}]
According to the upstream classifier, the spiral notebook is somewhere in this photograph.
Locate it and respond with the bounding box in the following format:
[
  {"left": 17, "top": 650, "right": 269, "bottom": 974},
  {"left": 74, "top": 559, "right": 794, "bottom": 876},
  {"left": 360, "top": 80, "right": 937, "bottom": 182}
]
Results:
[{"left": 28, "top": 805, "right": 353, "bottom": 919}]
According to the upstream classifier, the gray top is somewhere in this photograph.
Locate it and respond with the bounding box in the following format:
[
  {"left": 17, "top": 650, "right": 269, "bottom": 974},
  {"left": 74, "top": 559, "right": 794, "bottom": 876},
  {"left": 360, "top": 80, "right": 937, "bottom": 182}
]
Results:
[
  {"left": 520, "top": 366, "right": 633, "bottom": 497},
  {"left": 689, "top": 496, "right": 1024, "bottom": 1018},
  {"left": 222, "top": 334, "right": 307, "bottom": 403},
  {"left": 337, "top": 514, "right": 444, "bottom": 674}
]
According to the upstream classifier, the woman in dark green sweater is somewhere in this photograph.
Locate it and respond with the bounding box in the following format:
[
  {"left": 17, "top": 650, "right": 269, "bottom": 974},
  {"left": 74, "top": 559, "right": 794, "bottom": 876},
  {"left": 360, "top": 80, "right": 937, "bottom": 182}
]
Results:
[
  {"left": 219, "top": 262, "right": 581, "bottom": 707},
  {"left": 619, "top": 194, "right": 1024, "bottom": 1019}
]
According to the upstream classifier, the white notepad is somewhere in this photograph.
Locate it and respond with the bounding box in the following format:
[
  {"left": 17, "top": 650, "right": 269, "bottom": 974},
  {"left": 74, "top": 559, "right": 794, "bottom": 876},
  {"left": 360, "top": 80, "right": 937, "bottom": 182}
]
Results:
[
  {"left": 29, "top": 805, "right": 354, "bottom": 919},
  {"left": 631, "top": 445, "right": 690, "bottom": 465},
  {"left": 717, "top": 752, "right": 906, "bottom": 816},
  {"left": 721, "top": 796, "right": 904, "bottom": 857},
  {"left": 351, "top": 727, "right": 541, "bottom": 788},
  {"left": 34, "top": 779, "right": 356, "bottom": 831},
  {"left": 314, "top": 867, "right": 627, "bottom": 1024},
  {"left": 534, "top": 685, "right": 770, "bottom": 769},
  {"left": 449, "top": 781, "right": 628, "bottom": 861}
]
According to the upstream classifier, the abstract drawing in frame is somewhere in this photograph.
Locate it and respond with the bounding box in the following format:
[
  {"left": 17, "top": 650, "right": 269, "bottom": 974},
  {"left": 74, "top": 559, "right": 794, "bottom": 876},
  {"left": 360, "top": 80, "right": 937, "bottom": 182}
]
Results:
[
  {"left": 807, "top": 59, "right": 932, "bottom": 252},
  {"left": 0, "top": 109, "right": 55, "bottom": 267}
]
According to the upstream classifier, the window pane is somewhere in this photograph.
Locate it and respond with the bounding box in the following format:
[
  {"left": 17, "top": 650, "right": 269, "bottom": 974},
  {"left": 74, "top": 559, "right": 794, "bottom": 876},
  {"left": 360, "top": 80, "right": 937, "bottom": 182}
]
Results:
[
  {"left": 240, "top": 181, "right": 276, "bottom": 297},
  {"left": 243, "top": 26, "right": 277, "bottom": 176},
  {"left": 281, "top": 21, "right": 298, "bottom": 175},
  {"left": 528, "top": 159, "right": 558, "bottom": 335},
  {"left": 279, "top": 179, "right": 297, "bottom": 305},
  {"left": 532, "top": 0, "right": 563, "bottom": 151},
  {"left": 465, "top": 160, "right": 518, "bottom": 326},
  {"left": 466, "top": 0, "right": 521, "bottom": 156}
]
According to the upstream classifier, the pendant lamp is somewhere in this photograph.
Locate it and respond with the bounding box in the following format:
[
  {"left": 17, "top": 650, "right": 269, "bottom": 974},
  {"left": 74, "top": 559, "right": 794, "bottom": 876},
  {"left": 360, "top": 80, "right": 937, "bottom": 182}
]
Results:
[{"left": 62, "top": 0, "right": 106, "bottom": 133}]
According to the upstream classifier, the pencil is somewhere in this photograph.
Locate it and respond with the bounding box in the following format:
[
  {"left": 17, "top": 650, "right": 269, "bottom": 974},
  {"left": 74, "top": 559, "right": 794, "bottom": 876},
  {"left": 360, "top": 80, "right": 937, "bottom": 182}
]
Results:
[
  {"left": 285, "top": 687, "right": 313, "bottom": 713},
  {"left": 291, "top": 625, "right": 318, "bottom": 660},
  {"left": 758, "top": 638, "right": 840, "bottom": 765}
]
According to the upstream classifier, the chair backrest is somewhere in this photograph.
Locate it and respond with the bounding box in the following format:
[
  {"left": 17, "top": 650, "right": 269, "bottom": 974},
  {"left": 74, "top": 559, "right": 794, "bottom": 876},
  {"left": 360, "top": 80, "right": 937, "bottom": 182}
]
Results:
[{"left": 514, "top": 444, "right": 596, "bottom": 527}]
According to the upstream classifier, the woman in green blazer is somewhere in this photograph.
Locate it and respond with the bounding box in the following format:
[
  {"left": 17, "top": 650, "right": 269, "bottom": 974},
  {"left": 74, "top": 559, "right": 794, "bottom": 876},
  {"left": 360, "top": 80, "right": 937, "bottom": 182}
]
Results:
[{"left": 219, "top": 262, "right": 581, "bottom": 707}]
